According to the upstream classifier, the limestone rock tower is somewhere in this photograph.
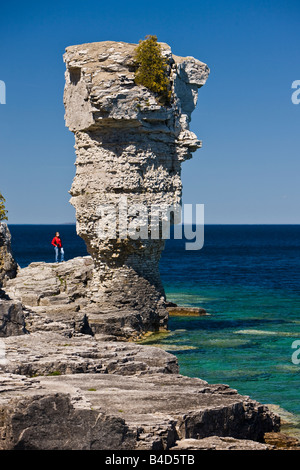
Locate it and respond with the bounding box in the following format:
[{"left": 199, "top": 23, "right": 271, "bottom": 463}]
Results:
[{"left": 64, "top": 40, "right": 209, "bottom": 338}]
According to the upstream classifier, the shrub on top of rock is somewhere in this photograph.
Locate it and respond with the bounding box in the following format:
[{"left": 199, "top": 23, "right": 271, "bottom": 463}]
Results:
[
  {"left": 0, "top": 192, "right": 8, "bottom": 222},
  {"left": 133, "top": 35, "right": 171, "bottom": 106}
]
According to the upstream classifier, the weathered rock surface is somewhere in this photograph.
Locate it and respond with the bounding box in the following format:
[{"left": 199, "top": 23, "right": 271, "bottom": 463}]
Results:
[
  {"left": 264, "top": 432, "right": 300, "bottom": 450},
  {"left": 0, "top": 275, "right": 282, "bottom": 452},
  {"left": 0, "top": 224, "right": 26, "bottom": 337},
  {"left": 0, "top": 299, "right": 26, "bottom": 337},
  {"left": 0, "top": 223, "right": 18, "bottom": 288},
  {"left": 63, "top": 41, "right": 209, "bottom": 338},
  {"left": 1, "top": 331, "right": 178, "bottom": 376},
  {"left": 170, "top": 437, "right": 273, "bottom": 450},
  {"left": 0, "top": 371, "right": 280, "bottom": 450},
  {"left": 0, "top": 373, "right": 137, "bottom": 450},
  {"left": 5, "top": 257, "right": 94, "bottom": 336},
  {"left": 5, "top": 256, "right": 93, "bottom": 308},
  {"left": 0, "top": 285, "right": 283, "bottom": 450},
  {"left": 0, "top": 250, "right": 283, "bottom": 450},
  {"left": 5, "top": 257, "right": 214, "bottom": 338}
]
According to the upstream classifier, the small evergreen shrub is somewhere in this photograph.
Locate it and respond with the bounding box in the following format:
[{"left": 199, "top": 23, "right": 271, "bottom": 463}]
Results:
[
  {"left": 133, "top": 35, "right": 171, "bottom": 106},
  {"left": 47, "top": 370, "right": 62, "bottom": 376},
  {"left": 0, "top": 192, "right": 8, "bottom": 221}
]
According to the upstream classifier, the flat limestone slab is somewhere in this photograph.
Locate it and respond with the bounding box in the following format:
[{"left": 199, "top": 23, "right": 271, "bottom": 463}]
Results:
[
  {"left": 170, "top": 437, "right": 272, "bottom": 450},
  {"left": 0, "top": 371, "right": 280, "bottom": 450},
  {"left": 1, "top": 331, "right": 178, "bottom": 377}
]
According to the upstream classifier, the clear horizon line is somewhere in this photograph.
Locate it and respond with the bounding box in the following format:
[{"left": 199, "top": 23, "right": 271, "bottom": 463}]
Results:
[{"left": 6, "top": 223, "right": 300, "bottom": 226}]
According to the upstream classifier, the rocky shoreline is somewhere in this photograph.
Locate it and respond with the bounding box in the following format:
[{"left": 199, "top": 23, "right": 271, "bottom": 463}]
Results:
[{"left": 0, "top": 250, "right": 285, "bottom": 450}]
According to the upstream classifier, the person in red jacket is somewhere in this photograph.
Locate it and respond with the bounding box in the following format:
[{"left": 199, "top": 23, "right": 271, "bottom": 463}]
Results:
[{"left": 51, "top": 232, "right": 64, "bottom": 263}]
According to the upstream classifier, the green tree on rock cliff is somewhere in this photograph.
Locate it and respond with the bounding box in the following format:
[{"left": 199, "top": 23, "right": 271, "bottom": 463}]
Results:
[
  {"left": 0, "top": 192, "right": 8, "bottom": 221},
  {"left": 134, "top": 35, "right": 171, "bottom": 105}
]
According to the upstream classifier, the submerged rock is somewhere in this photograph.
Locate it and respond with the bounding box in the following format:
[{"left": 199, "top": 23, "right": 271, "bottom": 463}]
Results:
[
  {"left": 264, "top": 432, "right": 300, "bottom": 450},
  {"left": 167, "top": 306, "right": 208, "bottom": 316}
]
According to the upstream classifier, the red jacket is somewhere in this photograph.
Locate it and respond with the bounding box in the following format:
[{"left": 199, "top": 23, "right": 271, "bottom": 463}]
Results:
[{"left": 52, "top": 236, "right": 62, "bottom": 248}]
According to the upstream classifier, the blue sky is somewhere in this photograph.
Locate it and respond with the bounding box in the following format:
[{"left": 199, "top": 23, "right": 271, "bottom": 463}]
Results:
[{"left": 0, "top": 0, "right": 299, "bottom": 224}]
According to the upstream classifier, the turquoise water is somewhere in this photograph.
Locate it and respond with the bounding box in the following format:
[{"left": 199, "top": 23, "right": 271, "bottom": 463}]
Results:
[
  {"left": 155, "top": 225, "right": 300, "bottom": 435},
  {"left": 8, "top": 224, "right": 300, "bottom": 435},
  {"left": 155, "top": 285, "right": 300, "bottom": 414}
]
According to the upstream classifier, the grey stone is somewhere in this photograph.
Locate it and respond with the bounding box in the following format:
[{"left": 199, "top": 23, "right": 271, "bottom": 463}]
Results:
[
  {"left": 0, "top": 374, "right": 136, "bottom": 450},
  {"left": 0, "top": 299, "right": 26, "bottom": 337},
  {"left": 5, "top": 256, "right": 93, "bottom": 307},
  {"left": 0, "top": 223, "right": 18, "bottom": 287},
  {"left": 170, "top": 436, "right": 273, "bottom": 450},
  {"left": 1, "top": 331, "right": 179, "bottom": 376},
  {"left": 5, "top": 257, "right": 94, "bottom": 336},
  {"left": 0, "top": 372, "right": 280, "bottom": 450},
  {"left": 63, "top": 41, "right": 210, "bottom": 339}
]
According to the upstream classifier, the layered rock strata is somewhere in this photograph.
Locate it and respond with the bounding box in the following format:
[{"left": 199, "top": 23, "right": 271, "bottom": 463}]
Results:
[
  {"left": 1, "top": 331, "right": 179, "bottom": 377},
  {"left": 5, "top": 256, "right": 93, "bottom": 308},
  {"left": 0, "top": 371, "right": 280, "bottom": 450},
  {"left": 4, "top": 257, "right": 94, "bottom": 336},
  {"left": 0, "top": 224, "right": 25, "bottom": 336},
  {"left": 0, "top": 223, "right": 18, "bottom": 288},
  {"left": 63, "top": 41, "right": 209, "bottom": 337}
]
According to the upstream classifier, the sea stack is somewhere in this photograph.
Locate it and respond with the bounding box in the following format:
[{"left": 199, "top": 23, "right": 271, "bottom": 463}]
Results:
[{"left": 63, "top": 40, "right": 209, "bottom": 338}]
